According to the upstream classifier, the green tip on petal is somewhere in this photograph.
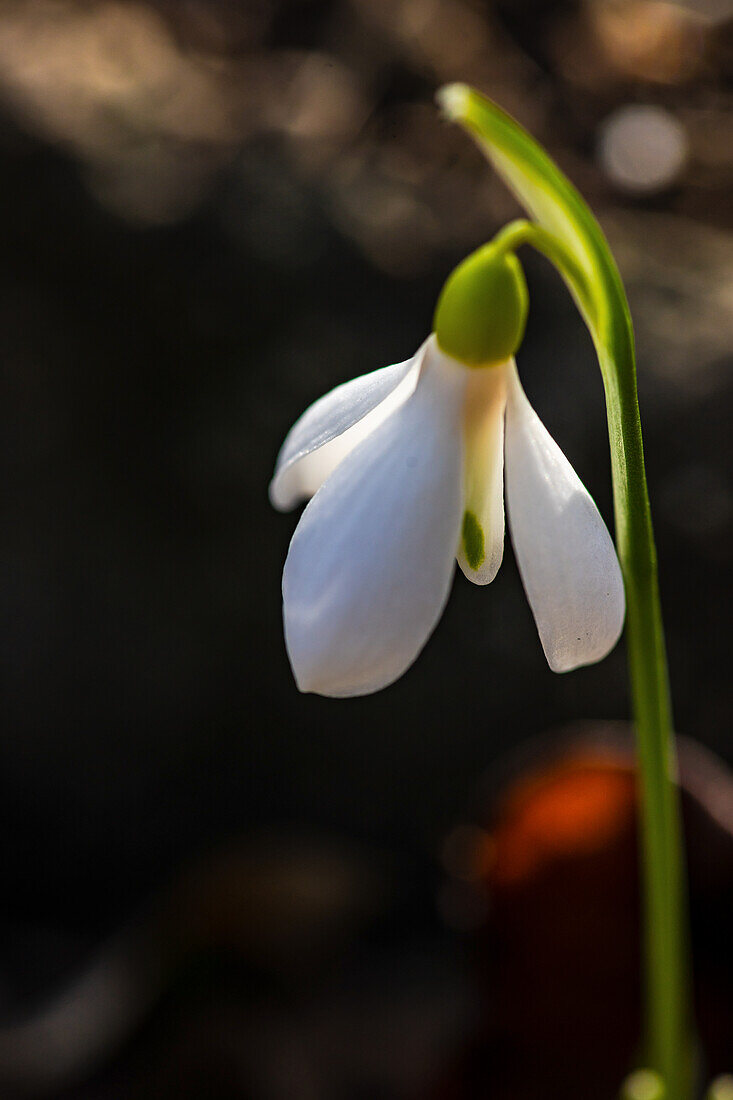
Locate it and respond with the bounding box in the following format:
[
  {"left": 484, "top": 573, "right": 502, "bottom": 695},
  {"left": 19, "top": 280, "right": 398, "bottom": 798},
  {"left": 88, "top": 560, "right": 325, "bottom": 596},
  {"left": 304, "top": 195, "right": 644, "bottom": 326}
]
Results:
[
  {"left": 462, "top": 510, "right": 485, "bottom": 570},
  {"left": 434, "top": 243, "right": 528, "bottom": 368}
]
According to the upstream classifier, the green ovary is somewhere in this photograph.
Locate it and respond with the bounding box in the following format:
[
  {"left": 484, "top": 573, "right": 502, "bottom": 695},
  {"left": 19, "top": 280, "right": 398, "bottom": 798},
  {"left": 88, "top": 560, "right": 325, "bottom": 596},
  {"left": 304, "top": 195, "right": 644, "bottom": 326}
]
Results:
[
  {"left": 433, "top": 243, "right": 528, "bottom": 367},
  {"left": 462, "top": 510, "right": 485, "bottom": 570}
]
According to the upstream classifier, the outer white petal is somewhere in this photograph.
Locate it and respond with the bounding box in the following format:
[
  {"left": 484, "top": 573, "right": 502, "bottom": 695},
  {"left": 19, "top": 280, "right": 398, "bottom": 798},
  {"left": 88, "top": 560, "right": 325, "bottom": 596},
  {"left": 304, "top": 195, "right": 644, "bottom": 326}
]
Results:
[
  {"left": 282, "top": 339, "right": 466, "bottom": 697},
  {"left": 504, "top": 364, "right": 625, "bottom": 672},
  {"left": 269, "top": 344, "right": 425, "bottom": 511},
  {"left": 457, "top": 362, "right": 508, "bottom": 585}
]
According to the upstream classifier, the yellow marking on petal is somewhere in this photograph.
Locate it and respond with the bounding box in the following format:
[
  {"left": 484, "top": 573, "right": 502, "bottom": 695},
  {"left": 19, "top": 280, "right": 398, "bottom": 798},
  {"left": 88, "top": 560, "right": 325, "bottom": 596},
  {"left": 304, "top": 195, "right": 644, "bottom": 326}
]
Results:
[{"left": 463, "top": 366, "right": 507, "bottom": 522}]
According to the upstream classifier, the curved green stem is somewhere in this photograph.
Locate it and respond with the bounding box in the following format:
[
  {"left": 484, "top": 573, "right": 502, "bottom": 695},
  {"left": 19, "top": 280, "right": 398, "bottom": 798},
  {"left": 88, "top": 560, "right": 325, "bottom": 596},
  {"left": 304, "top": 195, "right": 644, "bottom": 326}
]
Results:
[
  {"left": 492, "top": 219, "right": 595, "bottom": 323},
  {"left": 439, "top": 85, "right": 695, "bottom": 1097},
  {"left": 598, "top": 273, "right": 693, "bottom": 1100},
  {"left": 525, "top": 213, "right": 692, "bottom": 1090}
]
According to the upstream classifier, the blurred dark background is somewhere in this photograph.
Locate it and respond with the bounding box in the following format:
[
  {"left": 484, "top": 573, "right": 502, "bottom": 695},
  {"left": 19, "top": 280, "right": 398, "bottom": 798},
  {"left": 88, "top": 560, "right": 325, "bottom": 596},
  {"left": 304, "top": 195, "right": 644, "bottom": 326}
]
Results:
[{"left": 0, "top": 0, "right": 732, "bottom": 1096}]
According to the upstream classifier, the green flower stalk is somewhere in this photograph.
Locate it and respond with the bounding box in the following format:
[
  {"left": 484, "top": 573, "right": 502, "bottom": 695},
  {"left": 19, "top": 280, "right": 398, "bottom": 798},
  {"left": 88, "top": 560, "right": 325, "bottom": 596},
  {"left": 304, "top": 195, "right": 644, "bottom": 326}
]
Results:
[{"left": 437, "top": 83, "right": 694, "bottom": 1097}]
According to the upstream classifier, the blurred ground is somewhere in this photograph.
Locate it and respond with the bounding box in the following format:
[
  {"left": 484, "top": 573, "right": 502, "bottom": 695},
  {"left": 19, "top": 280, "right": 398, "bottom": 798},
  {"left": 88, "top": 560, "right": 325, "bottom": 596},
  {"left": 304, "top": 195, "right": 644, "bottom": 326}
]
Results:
[{"left": 0, "top": 0, "right": 731, "bottom": 1095}]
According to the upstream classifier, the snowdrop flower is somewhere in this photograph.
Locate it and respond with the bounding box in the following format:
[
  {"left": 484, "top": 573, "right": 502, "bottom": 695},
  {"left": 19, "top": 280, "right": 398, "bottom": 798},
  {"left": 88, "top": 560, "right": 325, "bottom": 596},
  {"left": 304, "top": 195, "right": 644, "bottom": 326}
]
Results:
[{"left": 270, "top": 243, "right": 625, "bottom": 697}]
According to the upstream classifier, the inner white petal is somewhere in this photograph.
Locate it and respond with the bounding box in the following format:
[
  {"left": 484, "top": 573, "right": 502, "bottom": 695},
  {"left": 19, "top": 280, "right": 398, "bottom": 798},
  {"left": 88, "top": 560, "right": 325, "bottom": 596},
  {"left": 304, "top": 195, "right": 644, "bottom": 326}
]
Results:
[
  {"left": 504, "top": 363, "right": 625, "bottom": 672},
  {"left": 269, "top": 345, "right": 424, "bottom": 511},
  {"left": 457, "top": 362, "right": 509, "bottom": 585},
  {"left": 280, "top": 367, "right": 419, "bottom": 507}
]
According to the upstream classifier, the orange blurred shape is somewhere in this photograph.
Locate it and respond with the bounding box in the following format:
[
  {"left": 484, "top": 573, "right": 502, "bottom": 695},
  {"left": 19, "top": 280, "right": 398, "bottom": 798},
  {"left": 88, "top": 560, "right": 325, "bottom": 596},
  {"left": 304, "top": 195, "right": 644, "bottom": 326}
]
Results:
[
  {"left": 434, "top": 736, "right": 733, "bottom": 1098},
  {"left": 487, "top": 754, "right": 637, "bottom": 888},
  {"left": 463, "top": 748, "right": 642, "bottom": 1096}
]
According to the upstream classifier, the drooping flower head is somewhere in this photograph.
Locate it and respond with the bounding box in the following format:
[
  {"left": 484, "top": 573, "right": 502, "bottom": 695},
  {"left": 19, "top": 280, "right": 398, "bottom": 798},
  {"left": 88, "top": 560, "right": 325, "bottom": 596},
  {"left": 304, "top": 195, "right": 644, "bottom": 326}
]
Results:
[{"left": 270, "top": 238, "right": 625, "bottom": 697}]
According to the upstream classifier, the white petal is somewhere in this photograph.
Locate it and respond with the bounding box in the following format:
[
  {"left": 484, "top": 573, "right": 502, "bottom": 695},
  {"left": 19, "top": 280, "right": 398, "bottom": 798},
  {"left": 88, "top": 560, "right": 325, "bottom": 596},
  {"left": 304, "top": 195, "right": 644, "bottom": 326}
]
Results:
[
  {"left": 269, "top": 344, "right": 424, "bottom": 511},
  {"left": 504, "top": 364, "right": 625, "bottom": 672},
  {"left": 457, "top": 363, "right": 508, "bottom": 585},
  {"left": 282, "top": 339, "right": 466, "bottom": 697}
]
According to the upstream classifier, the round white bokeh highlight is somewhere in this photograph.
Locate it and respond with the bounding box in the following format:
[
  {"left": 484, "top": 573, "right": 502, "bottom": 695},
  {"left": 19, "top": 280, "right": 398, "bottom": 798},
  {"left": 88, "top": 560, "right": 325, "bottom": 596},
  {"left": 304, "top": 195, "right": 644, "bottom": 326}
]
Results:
[{"left": 598, "top": 104, "right": 688, "bottom": 194}]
